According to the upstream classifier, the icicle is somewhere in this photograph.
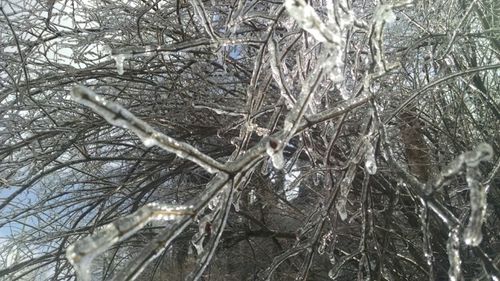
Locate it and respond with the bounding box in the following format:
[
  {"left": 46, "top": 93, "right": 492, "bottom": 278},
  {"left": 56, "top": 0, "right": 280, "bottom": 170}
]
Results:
[
  {"left": 112, "top": 54, "right": 127, "bottom": 75},
  {"left": 447, "top": 226, "right": 463, "bottom": 281},
  {"left": 434, "top": 143, "right": 493, "bottom": 188},
  {"left": 270, "top": 152, "right": 284, "bottom": 170},
  {"left": 420, "top": 199, "right": 434, "bottom": 278},
  {"left": 282, "top": 66, "right": 322, "bottom": 138},
  {"left": 66, "top": 203, "right": 193, "bottom": 281},
  {"left": 191, "top": 222, "right": 208, "bottom": 255},
  {"left": 364, "top": 142, "right": 377, "bottom": 175},
  {"left": 463, "top": 167, "right": 486, "bottom": 246}
]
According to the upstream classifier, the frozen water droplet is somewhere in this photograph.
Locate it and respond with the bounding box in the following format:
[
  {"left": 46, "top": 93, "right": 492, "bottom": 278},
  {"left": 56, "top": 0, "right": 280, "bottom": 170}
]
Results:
[{"left": 142, "top": 137, "right": 157, "bottom": 147}]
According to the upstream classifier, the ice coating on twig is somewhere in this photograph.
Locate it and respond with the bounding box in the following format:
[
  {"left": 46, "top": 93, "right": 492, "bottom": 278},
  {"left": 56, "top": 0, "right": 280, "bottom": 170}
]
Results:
[
  {"left": 71, "top": 85, "right": 228, "bottom": 174},
  {"left": 336, "top": 139, "right": 367, "bottom": 220},
  {"left": 467, "top": 153, "right": 490, "bottom": 240},
  {"left": 268, "top": 38, "right": 294, "bottom": 107},
  {"left": 108, "top": 175, "right": 231, "bottom": 281},
  {"left": 337, "top": 163, "right": 357, "bottom": 221},
  {"left": 66, "top": 203, "right": 193, "bottom": 281},
  {"left": 432, "top": 143, "right": 493, "bottom": 245},
  {"left": 285, "top": 0, "right": 350, "bottom": 83},
  {"left": 447, "top": 227, "right": 463, "bottom": 281},
  {"left": 282, "top": 68, "right": 322, "bottom": 138},
  {"left": 435, "top": 143, "right": 493, "bottom": 186},
  {"left": 189, "top": 0, "right": 218, "bottom": 40}
]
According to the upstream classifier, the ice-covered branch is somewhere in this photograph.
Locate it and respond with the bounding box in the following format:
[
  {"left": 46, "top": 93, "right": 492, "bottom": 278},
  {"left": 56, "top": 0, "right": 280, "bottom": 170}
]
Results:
[
  {"left": 66, "top": 203, "right": 194, "bottom": 281},
  {"left": 71, "top": 85, "right": 229, "bottom": 174},
  {"left": 284, "top": 0, "right": 352, "bottom": 83},
  {"left": 463, "top": 167, "right": 487, "bottom": 246},
  {"left": 189, "top": 0, "right": 218, "bottom": 40},
  {"left": 432, "top": 143, "right": 493, "bottom": 246},
  {"left": 268, "top": 38, "right": 294, "bottom": 107},
  {"left": 108, "top": 174, "right": 231, "bottom": 281},
  {"left": 283, "top": 67, "right": 324, "bottom": 138},
  {"left": 284, "top": 0, "right": 341, "bottom": 44}
]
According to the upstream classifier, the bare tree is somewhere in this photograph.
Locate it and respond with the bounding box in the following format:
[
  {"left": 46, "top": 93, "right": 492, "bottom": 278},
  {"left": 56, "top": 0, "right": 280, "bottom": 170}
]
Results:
[{"left": 0, "top": 0, "right": 499, "bottom": 280}]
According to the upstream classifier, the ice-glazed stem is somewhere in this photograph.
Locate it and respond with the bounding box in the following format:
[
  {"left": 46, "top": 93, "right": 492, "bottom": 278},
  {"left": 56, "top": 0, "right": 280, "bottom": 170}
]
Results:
[
  {"left": 284, "top": 0, "right": 339, "bottom": 44},
  {"left": 109, "top": 174, "right": 231, "bottom": 281},
  {"left": 431, "top": 143, "right": 493, "bottom": 246},
  {"left": 71, "top": 85, "right": 229, "bottom": 174},
  {"left": 463, "top": 168, "right": 487, "bottom": 246},
  {"left": 66, "top": 203, "right": 194, "bottom": 281},
  {"left": 462, "top": 143, "right": 492, "bottom": 246},
  {"left": 447, "top": 226, "right": 463, "bottom": 281}
]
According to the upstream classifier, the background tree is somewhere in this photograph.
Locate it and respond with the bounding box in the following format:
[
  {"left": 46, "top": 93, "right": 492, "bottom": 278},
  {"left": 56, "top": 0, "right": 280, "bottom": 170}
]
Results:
[{"left": 0, "top": 0, "right": 498, "bottom": 280}]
